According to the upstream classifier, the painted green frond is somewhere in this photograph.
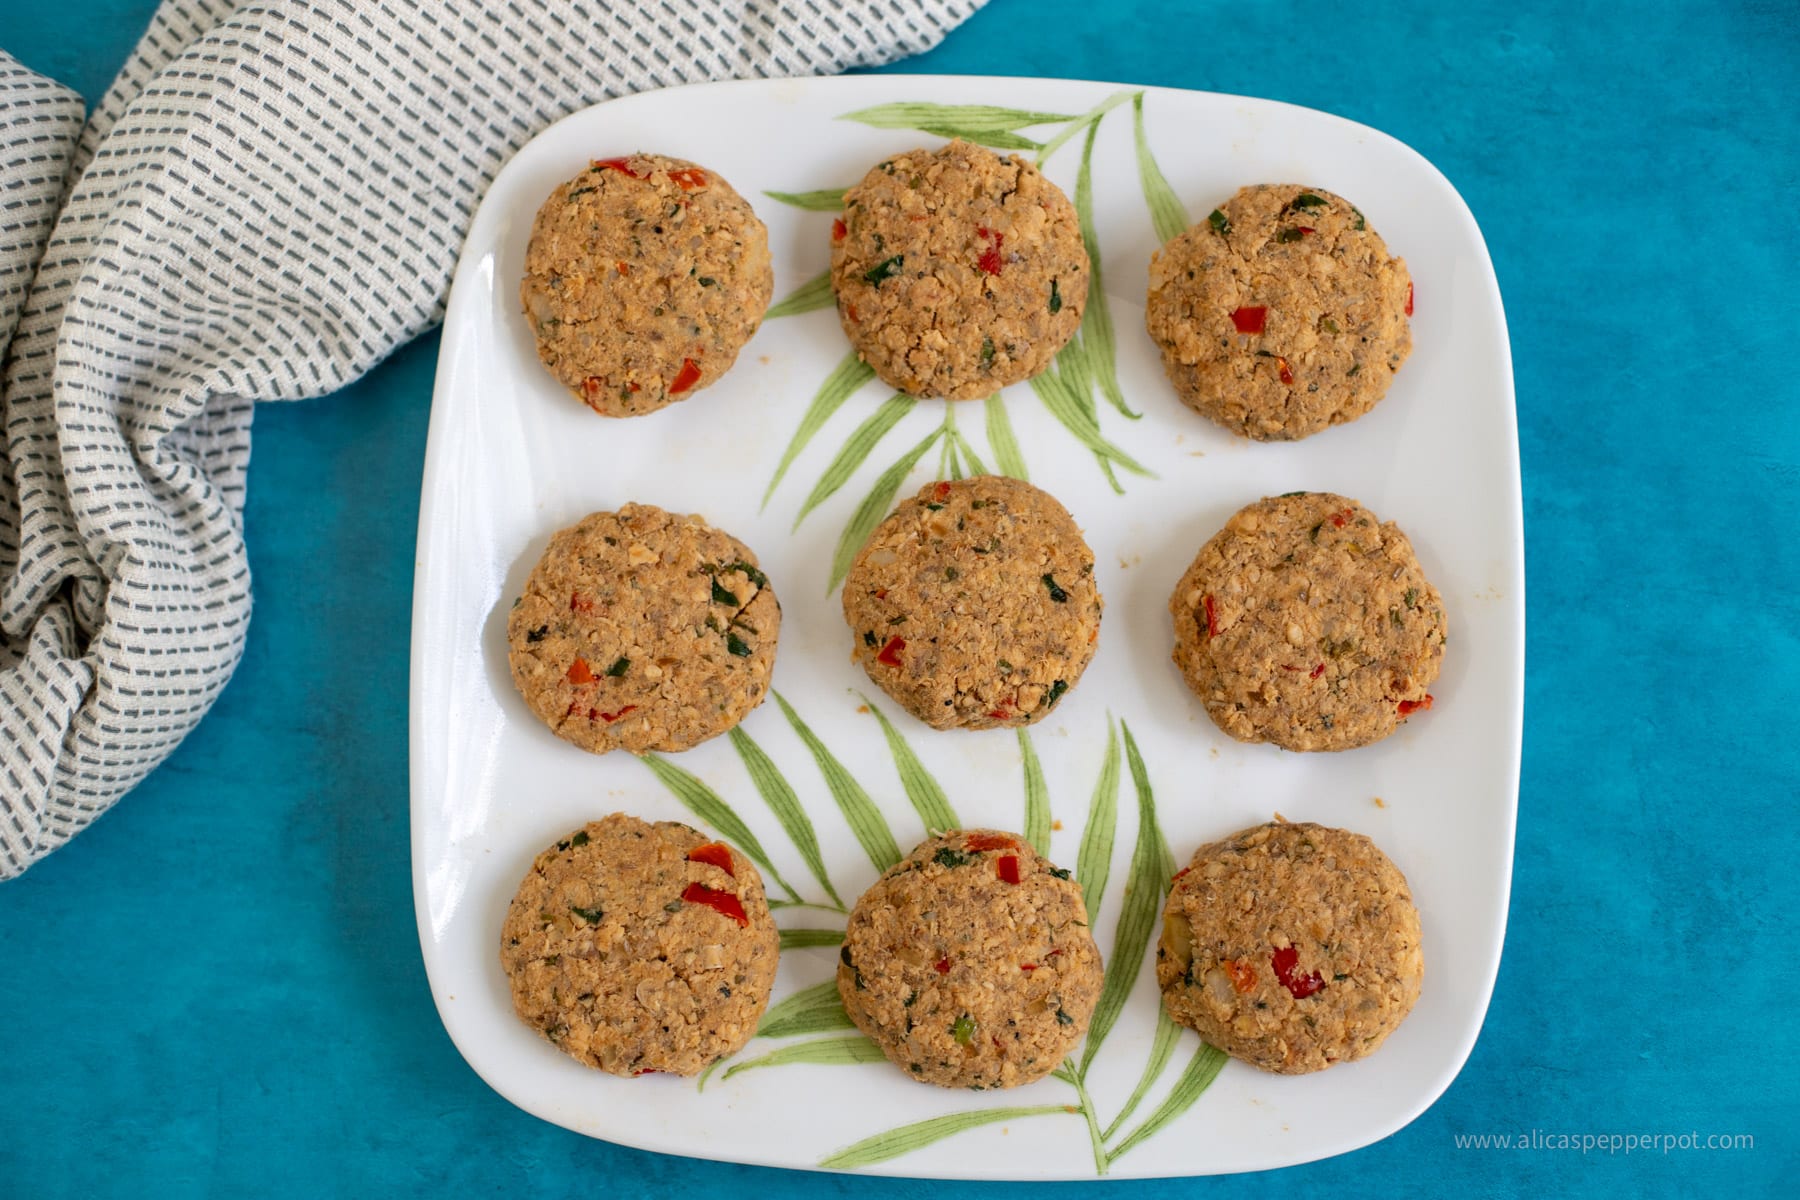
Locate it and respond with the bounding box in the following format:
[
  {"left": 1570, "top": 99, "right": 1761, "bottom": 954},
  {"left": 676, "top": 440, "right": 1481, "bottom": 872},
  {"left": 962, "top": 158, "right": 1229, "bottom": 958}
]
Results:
[
  {"left": 721, "top": 1035, "right": 887, "bottom": 1084},
  {"left": 794, "top": 393, "right": 917, "bottom": 528},
  {"left": 757, "top": 980, "right": 854, "bottom": 1039},
  {"left": 1018, "top": 728, "right": 1051, "bottom": 858},
  {"left": 826, "top": 424, "right": 942, "bottom": 593},
  {"left": 1104, "top": 1041, "right": 1229, "bottom": 1166},
  {"left": 1033, "top": 89, "right": 1134, "bottom": 165},
  {"left": 1102, "top": 1006, "right": 1183, "bottom": 1142},
  {"left": 780, "top": 928, "right": 847, "bottom": 950},
  {"left": 1132, "top": 92, "right": 1191, "bottom": 245},
  {"left": 639, "top": 754, "right": 799, "bottom": 902},
  {"left": 763, "top": 187, "right": 851, "bottom": 211},
  {"left": 728, "top": 727, "right": 844, "bottom": 910},
  {"left": 765, "top": 269, "right": 836, "bottom": 319},
  {"left": 1075, "top": 717, "right": 1121, "bottom": 927},
  {"left": 1079, "top": 720, "right": 1174, "bottom": 1077},
  {"left": 984, "top": 394, "right": 1028, "bottom": 480},
  {"left": 1074, "top": 117, "right": 1139, "bottom": 420},
  {"left": 840, "top": 102, "right": 1077, "bottom": 149},
  {"left": 819, "top": 1104, "right": 1075, "bottom": 1169},
  {"left": 762, "top": 352, "right": 876, "bottom": 508},
  {"left": 774, "top": 692, "right": 901, "bottom": 872},
  {"left": 859, "top": 693, "right": 960, "bottom": 833},
  {"left": 1029, "top": 368, "right": 1153, "bottom": 487}
]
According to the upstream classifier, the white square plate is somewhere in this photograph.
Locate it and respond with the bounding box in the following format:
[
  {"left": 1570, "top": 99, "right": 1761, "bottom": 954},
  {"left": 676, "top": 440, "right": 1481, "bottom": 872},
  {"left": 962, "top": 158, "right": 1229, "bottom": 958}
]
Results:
[{"left": 411, "top": 74, "right": 1521, "bottom": 1179}]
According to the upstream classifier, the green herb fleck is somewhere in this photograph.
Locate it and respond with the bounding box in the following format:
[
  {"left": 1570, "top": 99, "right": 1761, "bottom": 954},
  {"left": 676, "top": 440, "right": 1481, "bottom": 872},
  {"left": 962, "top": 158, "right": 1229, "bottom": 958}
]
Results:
[
  {"left": 981, "top": 336, "right": 995, "bottom": 365},
  {"left": 1043, "top": 679, "right": 1070, "bottom": 708},
  {"left": 570, "top": 905, "right": 604, "bottom": 924},
  {"left": 1048, "top": 278, "right": 1062, "bottom": 314},
  {"left": 726, "top": 633, "right": 752, "bottom": 657},
  {"left": 1390, "top": 607, "right": 1405, "bottom": 629},
  {"left": 1352, "top": 206, "right": 1367, "bottom": 230},
  {"left": 663, "top": 900, "right": 684, "bottom": 913},
  {"left": 1207, "top": 208, "right": 1230, "bottom": 237},
  {"left": 1275, "top": 227, "right": 1306, "bottom": 243},
  {"left": 1320, "top": 317, "right": 1340, "bottom": 334},
  {"left": 934, "top": 847, "right": 974, "bottom": 869},
  {"left": 1280, "top": 491, "right": 1309, "bottom": 498},
  {"left": 526, "top": 625, "right": 549, "bottom": 643},
  {"left": 570, "top": 830, "right": 589, "bottom": 847},
  {"left": 863, "top": 631, "right": 878, "bottom": 648},
  {"left": 1347, "top": 363, "right": 1361, "bottom": 376},
  {"left": 1042, "top": 574, "right": 1069, "bottom": 603},
  {"left": 566, "top": 186, "right": 595, "bottom": 201},
  {"left": 945, "top": 566, "right": 960, "bottom": 581},
  {"left": 1048, "top": 866, "right": 1072, "bottom": 880},
  {"left": 904, "top": 989, "right": 918, "bottom": 1008},
  {"left": 951, "top": 1014, "right": 976, "bottom": 1045},
  {"left": 863, "top": 255, "right": 904, "bottom": 285},
  {"left": 1404, "top": 587, "right": 1420, "bottom": 609},
  {"left": 606, "top": 656, "right": 630, "bottom": 678},
  {"left": 1292, "top": 192, "right": 1326, "bottom": 210},
  {"left": 719, "top": 560, "right": 768, "bottom": 587},
  {"left": 697, "top": 276, "right": 716, "bottom": 287},
  {"left": 997, "top": 658, "right": 1013, "bottom": 674},
  {"left": 712, "top": 579, "right": 739, "bottom": 606},
  {"left": 1054, "top": 1007, "right": 1074, "bottom": 1026}
]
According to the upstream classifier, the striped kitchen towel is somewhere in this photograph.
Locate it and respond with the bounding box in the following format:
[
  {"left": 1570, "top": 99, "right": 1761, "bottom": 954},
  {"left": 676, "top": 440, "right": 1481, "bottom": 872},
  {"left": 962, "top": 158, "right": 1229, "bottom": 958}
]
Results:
[{"left": 0, "top": 0, "right": 984, "bottom": 879}]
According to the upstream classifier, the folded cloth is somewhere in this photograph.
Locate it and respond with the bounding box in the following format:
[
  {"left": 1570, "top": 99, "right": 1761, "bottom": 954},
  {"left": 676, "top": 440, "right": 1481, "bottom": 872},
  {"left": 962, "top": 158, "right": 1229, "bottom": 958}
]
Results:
[{"left": 0, "top": 0, "right": 985, "bottom": 879}]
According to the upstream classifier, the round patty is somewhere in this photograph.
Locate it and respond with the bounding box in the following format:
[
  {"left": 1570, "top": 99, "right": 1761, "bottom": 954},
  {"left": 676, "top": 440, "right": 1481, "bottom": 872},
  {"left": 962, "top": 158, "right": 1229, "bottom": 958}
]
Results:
[
  {"left": 1169, "top": 492, "right": 1444, "bottom": 752},
  {"left": 520, "top": 153, "right": 772, "bottom": 417},
  {"left": 830, "top": 140, "right": 1088, "bottom": 400},
  {"left": 1145, "top": 184, "right": 1411, "bottom": 440},
  {"left": 1156, "top": 821, "right": 1423, "bottom": 1074},
  {"left": 500, "top": 813, "right": 780, "bottom": 1076},
  {"left": 838, "top": 829, "right": 1101, "bottom": 1089},
  {"left": 507, "top": 505, "right": 779, "bottom": 754},
  {"left": 843, "top": 475, "right": 1102, "bottom": 730}
]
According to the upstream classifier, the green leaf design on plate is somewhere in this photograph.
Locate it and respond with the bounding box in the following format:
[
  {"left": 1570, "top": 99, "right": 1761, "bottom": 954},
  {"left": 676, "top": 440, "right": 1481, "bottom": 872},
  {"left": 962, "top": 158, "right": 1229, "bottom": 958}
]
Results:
[
  {"left": 763, "top": 353, "right": 876, "bottom": 508},
  {"left": 1102, "top": 1005, "right": 1182, "bottom": 1141},
  {"left": 774, "top": 691, "right": 901, "bottom": 872},
  {"left": 795, "top": 393, "right": 916, "bottom": 528},
  {"left": 1079, "top": 719, "right": 1174, "bottom": 1077},
  {"left": 826, "top": 424, "right": 942, "bottom": 594},
  {"left": 639, "top": 754, "right": 800, "bottom": 902},
  {"left": 1132, "top": 92, "right": 1190, "bottom": 246},
  {"left": 1033, "top": 89, "right": 1134, "bottom": 166},
  {"left": 819, "top": 1104, "right": 1075, "bottom": 1169},
  {"left": 722, "top": 1035, "right": 888, "bottom": 1083},
  {"left": 859, "top": 692, "right": 960, "bottom": 833},
  {"left": 757, "top": 980, "right": 854, "bottom": 1039},
  {"left": 1105, "top": 1040, "right": 1229, "bottom": 1166},
  {"left": 763, "top": 187, "right": 851, "bottom": 211},
  {"left": 840, "top": 102, "right": 1079, "bottom": 151},
  {"left": 1074, "top": 117, "right": 1138, "bottom": 421},
  {"left": 780, "top": 928, "right": 846, "bottom": 950},
  {"left": 1075, "top": 716, "right": 1121, "bottom": 927},
  {"left": 728, "top": 727, "right": 844, "bottom": 910},
  {"left": 765, "top": 269, "right": 835, "bottom": 319},
  {"left": 984, "top": 394, "right": 1028, "bottom": 480},
  {"left": 1029, "top": 364, "right": 1153, "bottom": 493},
  {"left": 1018, "top": 728, "right": 1050, "bottom": 858}
]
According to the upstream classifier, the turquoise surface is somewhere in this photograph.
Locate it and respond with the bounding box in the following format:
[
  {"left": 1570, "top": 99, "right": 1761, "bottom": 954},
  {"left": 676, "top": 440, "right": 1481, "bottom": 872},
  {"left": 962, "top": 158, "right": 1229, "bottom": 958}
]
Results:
[{"left": 4, "top": 1, "right": 1796, "bottom": 1195}]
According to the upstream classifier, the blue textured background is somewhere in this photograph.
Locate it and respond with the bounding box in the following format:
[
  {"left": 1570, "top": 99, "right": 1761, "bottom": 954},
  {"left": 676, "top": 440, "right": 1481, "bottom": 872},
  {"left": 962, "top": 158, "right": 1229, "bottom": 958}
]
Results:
[{"left": 4, "top": 1, "right": 1796, "bottom": 1195}]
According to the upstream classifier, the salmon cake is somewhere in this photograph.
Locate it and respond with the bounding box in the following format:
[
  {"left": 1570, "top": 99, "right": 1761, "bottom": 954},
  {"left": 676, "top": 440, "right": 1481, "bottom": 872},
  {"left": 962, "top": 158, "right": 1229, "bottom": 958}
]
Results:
[
  {"left": 1156, "top": 821, "right": 1423, "bottom": 1074},
  {"left": 500, "top": 814, "right": 780, "bottom": 1076},
  {"left": 830, "top": 140, "right": 1088, "bottom": 400},
  {"left": 520, "top": 153, "right": 773, "bottom": 416},
  {"left": 1145, "top": 184, "right": 1412, "bottom": 440},
  {"left": 507, "top": 505, "right": 779, "bottom": 754},
  {"left": 838, "top": 830, "right": 1102, "bottom": 1089},
  {"left": 1169, "top": 492, "right": 1444, "bottom": 752},
  {"left": 843, "top": 475, "right": 1101, "bottom": 730}
]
